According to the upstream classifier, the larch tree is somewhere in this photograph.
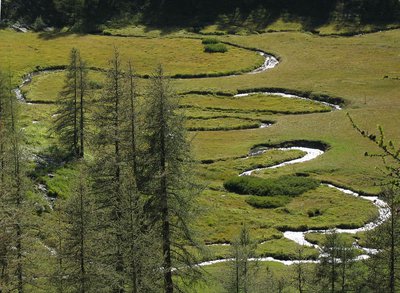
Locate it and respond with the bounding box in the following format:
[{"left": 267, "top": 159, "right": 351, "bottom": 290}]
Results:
[
  {"left": 63, "top": 160, "right": 97, "bottom": 292},
  {"left": 226, "top": 224, "right": 258, "bottom": 293},
  {"left": 142, "top": 65, "right": 199, "bottom": 293},
  {"left": 54, "top": 47, "right": 87, "bottom": 158},
  {"left": 316, "top": 230, "right": 356, "bottom": 293},
  {"left": 0, "top": 70, "right": 29, "bottom": 292},
  {"left": 0, "top": 69, "right": 12, "bottom": 292},
  {"left": 122, "top": 60, "right": 149, "bottom": 293},
  {"left": 92, "top": 49, "right": 158, "bottom": 293},
  {"left": 348, "top": 115, "right": 400, "bottom": 293},
  {"left": 92, "top": 48, "right": 126, "bottom": 292}
]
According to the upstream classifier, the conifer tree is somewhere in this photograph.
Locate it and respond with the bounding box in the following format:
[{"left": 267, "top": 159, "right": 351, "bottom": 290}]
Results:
[
  {"left": 227, "top": 224, "right": 258, "bottom": 293},
  {"left": 142, "top": 65, "right": 199, "bottom": 292},
  {"left": 92, "top": 50, "right": 158, "bottom": 293},
  {"left": 122, "top": 61, "right": 147, "bottom": 293},
  {"left": 0, "top": 70, "right": 29, "bottom": 292},
  {"left": 63, "top": 160, "right": 96, "bottom": 292},
  {"left": 348, "top": 115, "right": 400, "bottom": 292},
  {"left": 0, "top": 69, "right": 12, "bottom": 292},
  {"left": 54, "top": 47, "right": 87, "bottom": 158},
  {"left": 92, "top": 48, "right": 126, "bottom": 292},
  {"left": 316, "top": 230, "right": 356, "bottom": 292}
]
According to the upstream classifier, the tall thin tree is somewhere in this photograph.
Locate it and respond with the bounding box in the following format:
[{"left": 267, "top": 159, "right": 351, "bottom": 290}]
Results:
[
  {"left": 92, "top": 48, "right": 126, "bottom": 293},
  {"left": 142, "top": 65, "right": 199, "bottom": 292},
  {"left": 54, "top": 47, "right": 87, "bottom": 158}
]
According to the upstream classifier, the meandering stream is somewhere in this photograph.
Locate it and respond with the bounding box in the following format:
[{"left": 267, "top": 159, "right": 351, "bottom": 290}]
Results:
[
  {"left": 13, "top": 43, "right": 387, "bottom": 268},
  {"left": 199, "top": 146, "right": 390, "bottom": 267}
]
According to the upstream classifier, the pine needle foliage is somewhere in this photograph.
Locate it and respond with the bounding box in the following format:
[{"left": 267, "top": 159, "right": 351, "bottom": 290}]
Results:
[
  {"left": 54, "top": 48, "right": 88, "bottom": 158},
  {"left": 141, "top": 65, "right": 200, "bottom": 292}
]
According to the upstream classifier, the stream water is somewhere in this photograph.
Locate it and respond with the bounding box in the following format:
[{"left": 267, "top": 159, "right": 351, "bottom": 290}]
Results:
[
  {"left": 200, "top": 147, "right": 389, "bottom": 267},
  {"left": 234, "top": 92, "right": 342, "bottom": 110},
  {"left": 13, "top": 49, "right": 384, "bottom": 268},
  {"left": 250, "top": 52, "right": 279, "bottom": 74}
]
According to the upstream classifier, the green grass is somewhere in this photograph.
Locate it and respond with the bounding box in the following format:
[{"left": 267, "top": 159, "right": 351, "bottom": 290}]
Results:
[
  {"left": 223, "top": 175, "right": 320, "bottom": 197},
  {"left": 41, "top": 165, "right": 77, "bottom": 199},
  {"left": 197, "top": 149, "right": 306, "bottom": 188},
  {"left": 195, "top": 185, "right": 378, "bottom": 243},
  {"left": 245, "top": 195, "right": 291, "bottom": 209},
  {"left": 202, "top": 37, "right": 220, "bottom": 44},
  {"left": 24, "top": 70, "right": 105, "bottom": 103},
  {"left": 181, "top": 93, "right": 332, "bottom": 114},
  {"left": 305, "top": 232, "right": 357, "bottom": 247},
  {"left": 256, "top": 238, "right": 319, "bottom": 260},
  {"left": 7, "top": 27, "right": 399, "bottom": 287},
  {"left": 197, "top": 17, "right": 400, "bottom": 36},
  {"left": 202, "top": 237, "right": 319, "bottom": 262},
  {"left": 19, "top": 103, "right": 58, "bottom": 150},
  {"left": 186, "top": 117, "right": 261, "bottom": 131},
  {"left": 176, "top": 261, "right": 306, "bottom": 293},
  {"left": 0, "top": 30, "right": 263, "bottom": 83},
  {"left": 204, "top": 43, "right": 228, "bottom": 53}
]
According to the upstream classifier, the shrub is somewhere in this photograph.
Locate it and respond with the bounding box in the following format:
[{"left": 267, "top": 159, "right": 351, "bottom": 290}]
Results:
[
  {"left": 201, "top": 37, "right": 220, "bottom": 44},
  {"left": 204, "top": 43, "right": 228, "bottom": 53},
  {"left": 246, "top": 196, "right": 291, "bottom": 209},
  {"left": 32, "top": 16, "right": 46, "bottom": 32},
  {"left": 307, "top": 208, "right": 322, "bottom": 217},
  {"left": 88, "top": 80, "right": 103, "bottom": 90},
  {"left": 223, "top": 175, "right": 320, "bottom": 196}
]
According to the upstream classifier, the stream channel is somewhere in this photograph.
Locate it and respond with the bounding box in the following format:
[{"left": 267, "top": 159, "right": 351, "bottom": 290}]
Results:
[{"left": 13, "top": 48, "right": 388, "bottom": 267}]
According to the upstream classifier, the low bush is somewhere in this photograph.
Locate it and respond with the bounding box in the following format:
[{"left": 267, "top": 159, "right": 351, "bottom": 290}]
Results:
[
  {"left": 88, "top": 80, "right": 103, "bottom": 89},
  {"left": 32, "top": 16, "right": 46, "bottom": 32},
  {"left": 223, "top": 175, "right": 320, "bottom": 196},
  {"left": 204, "top": 43, "right": 228, "bottom": 53},
  {"left": 201, "top": 37, "right": 220, "bottom": 44},
  {"left": 307, "top": 208, "right": 323, "bottom": 217},
  {"left": 246, "top": 196, "right": 291, "bottom": 209}
]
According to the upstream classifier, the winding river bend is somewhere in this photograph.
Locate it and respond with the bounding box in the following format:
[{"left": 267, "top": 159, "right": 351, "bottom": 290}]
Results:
[
  {"left": 13, "top": 43, "right": 388, "bottom": 268},
  {"left": 199, "top": 146, "right": 390, "bottom": 267}
]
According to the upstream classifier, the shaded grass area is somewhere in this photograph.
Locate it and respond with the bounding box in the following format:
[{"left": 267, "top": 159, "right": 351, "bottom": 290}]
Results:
[
  {"left": 245, "top": 195, "right": 291, "bottom": 209},
  {"left": 223, "top": 175, "right": 320, "bottom": 197},
  {"left": 198, "top": 18, "right": 400, "bottom": 37},
  {"left": 175, "top": 261, "right": 307, "bottom": 293},
  {"left": 102, "top": 20, "right": 400, "bottom": 39}
]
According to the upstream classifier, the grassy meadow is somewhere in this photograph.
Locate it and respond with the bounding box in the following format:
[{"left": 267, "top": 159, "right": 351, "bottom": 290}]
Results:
[
  {"left": 0, "top": 29, "right": 263, "bottom": 83},
  {"left": 2, "top": 25, "right": 399, "bottom": 290}
]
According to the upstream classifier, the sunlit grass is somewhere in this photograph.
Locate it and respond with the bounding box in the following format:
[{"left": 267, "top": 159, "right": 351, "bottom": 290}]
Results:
[
  {"left": 0, "top": 30, "right": 263, "bottom": 83},
  {"left": 181, "top": 93, "right": 332, "bottom": 114}
]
